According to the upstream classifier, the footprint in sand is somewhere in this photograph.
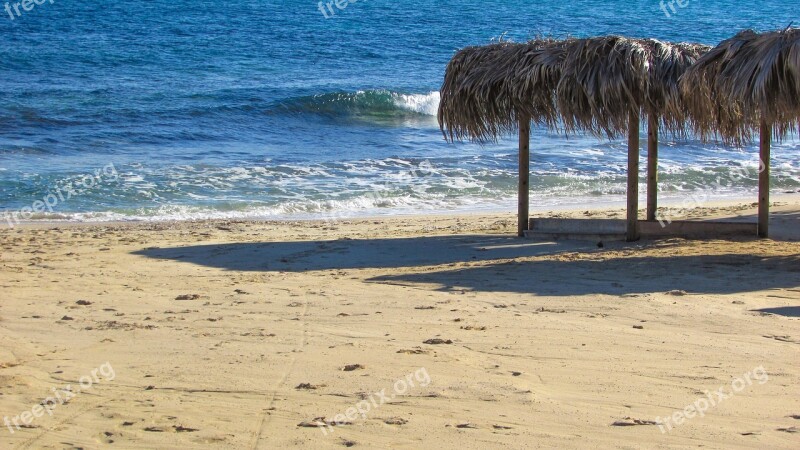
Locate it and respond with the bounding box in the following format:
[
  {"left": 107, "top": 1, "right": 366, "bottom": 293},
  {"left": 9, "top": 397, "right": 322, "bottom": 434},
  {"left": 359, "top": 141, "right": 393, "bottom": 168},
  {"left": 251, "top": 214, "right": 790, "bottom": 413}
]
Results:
[
  {"left": 295, "top": 383, "right": 325, "bottom": 390},
  {"left": 611, "top": 417, "right": 658, "bottom": 426},
  {"left": 764, "top": 335, "right": 799, "bottom": 344},
  {"left": 397, "top": 348, "right": 429, "bottom": 355},
  {"left": 298, "top": 417, "right": 352, "bottom": 428},
  {"left": 100, "top": 431, "right": 114, "bottom": 444},
  {"left": 383, "top": 417, "right": 408, "bottom": 425}
]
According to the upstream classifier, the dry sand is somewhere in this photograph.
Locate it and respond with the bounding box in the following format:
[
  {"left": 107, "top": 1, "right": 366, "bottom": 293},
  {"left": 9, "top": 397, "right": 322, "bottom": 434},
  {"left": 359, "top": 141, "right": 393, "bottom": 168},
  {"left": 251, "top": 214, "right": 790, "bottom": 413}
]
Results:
[{"left": 1, "top": 199, "right": 799, "bottom": 449}]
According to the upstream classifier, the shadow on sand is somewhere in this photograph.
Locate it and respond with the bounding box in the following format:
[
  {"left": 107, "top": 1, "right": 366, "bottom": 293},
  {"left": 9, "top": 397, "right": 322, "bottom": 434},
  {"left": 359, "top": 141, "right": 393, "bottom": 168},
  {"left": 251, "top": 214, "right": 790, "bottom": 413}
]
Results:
[
  {"left": 367, "top": 252, "right": 800, "bottom": 296},
  {"left": 133, "top": 235, "right": 591, "bottom": 272},
  {"left": 133, "top": 234, "right": 800, "bottom": 297},
  {"left": 751, "top": 306, "right": 800, "bottom": 317}
]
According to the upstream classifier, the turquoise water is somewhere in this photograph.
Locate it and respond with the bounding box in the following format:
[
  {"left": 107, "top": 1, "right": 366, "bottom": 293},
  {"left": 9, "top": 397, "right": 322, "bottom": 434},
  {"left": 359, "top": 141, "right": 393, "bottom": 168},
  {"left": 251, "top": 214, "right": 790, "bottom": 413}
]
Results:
[{"left": 1, "top": 0, "right": 798, "bottom": 223}]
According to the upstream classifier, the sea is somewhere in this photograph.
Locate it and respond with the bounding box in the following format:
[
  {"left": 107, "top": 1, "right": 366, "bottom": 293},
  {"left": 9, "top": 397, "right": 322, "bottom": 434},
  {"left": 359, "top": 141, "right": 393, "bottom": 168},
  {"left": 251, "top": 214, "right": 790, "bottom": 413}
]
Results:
[{"left": 1, "top": 0, "right": 798, "bottom": 224}]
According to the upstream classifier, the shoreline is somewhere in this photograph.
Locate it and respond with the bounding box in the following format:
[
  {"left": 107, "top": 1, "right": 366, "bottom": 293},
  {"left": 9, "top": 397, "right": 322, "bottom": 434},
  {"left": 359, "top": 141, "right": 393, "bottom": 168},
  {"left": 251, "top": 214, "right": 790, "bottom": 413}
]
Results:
[{"left": 4, "top": 192, "right": 799, "bottom": 233}]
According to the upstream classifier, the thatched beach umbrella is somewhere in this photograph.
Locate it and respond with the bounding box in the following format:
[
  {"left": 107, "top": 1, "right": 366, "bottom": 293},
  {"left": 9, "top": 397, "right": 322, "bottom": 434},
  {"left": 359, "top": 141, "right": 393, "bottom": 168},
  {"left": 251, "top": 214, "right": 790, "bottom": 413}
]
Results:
[
  {"left": 681, "top": 28, "right": 800, "bottom": 237},
  {"left": 645, "top": 41, "right": 711, "bottom": 222},
  {"left": 439, "top": 39, "right": 568, "bottom": 235},
  {"left": 438, "top": 38, "right": 568, "bottom": 141},
  {"left": 439, "top": 36, "right": 708, "bottom": 240},
  {"left": 556, "top": 36, "right": 709, "bottom": 240}
]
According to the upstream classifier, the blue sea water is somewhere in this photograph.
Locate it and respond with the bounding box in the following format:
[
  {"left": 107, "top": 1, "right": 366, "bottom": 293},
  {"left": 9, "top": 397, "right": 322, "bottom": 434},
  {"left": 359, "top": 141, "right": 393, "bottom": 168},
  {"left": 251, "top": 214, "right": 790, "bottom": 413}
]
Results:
[{"left": 1, "top": 0, "right": 798, "bottom": 223}]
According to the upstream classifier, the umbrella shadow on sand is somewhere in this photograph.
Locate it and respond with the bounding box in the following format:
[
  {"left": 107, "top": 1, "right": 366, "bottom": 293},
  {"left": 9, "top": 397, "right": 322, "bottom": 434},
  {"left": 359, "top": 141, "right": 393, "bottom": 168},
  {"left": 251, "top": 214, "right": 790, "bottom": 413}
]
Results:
[
  {"left": 366, "top": 251, "right": 800, "bottom": 297},
  {"left": 751, "top": 307, "right": 800, "bottom": 318},
  {"left": 133, "top": 235, "right": 591, "bottom": 272},
  {"left": 134, "top": 233, "right": 800, "bottom": 297}
]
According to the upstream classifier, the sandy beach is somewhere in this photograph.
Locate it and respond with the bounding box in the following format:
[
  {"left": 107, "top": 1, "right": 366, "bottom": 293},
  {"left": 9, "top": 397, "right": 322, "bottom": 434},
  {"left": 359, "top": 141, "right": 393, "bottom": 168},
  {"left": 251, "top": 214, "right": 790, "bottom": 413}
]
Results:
[{"left": 1, "top": 198, "right": 799, "bottom": 449}]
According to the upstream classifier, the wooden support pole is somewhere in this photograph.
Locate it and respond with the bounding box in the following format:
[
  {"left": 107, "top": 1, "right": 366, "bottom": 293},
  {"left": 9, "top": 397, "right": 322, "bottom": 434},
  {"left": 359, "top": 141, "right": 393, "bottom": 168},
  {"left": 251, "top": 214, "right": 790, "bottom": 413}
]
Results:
[
  {"left": 646, "top": 114, "right": 659, "bottom": 221},
  {"left": 518, "top": 115, "right": 530, "bottom": 237},
  {"left": 759, "top": 121, "right": 771, "bottom": 238},
  {"left": 627, "top": 110, "right": 640, "bottom": 242}
]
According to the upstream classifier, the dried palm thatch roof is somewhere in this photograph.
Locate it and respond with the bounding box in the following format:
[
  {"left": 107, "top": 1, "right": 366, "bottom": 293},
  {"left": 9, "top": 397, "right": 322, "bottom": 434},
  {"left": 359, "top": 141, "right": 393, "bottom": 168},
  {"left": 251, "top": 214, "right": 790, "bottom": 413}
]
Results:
[
  {"left": 438, "top": 38, "right": 568, "bottom": 142},
  {"left": 680, "top": 28, "right": 800, "bottom": 145},
  {"left": 439, "top": 36, "right": 709, "bottom": 142},
  {"left": 646, "top": 41, "right": 711, "bottom": 132},
  {"left": 557, "top": 36, "right": 710, "bottom": 138}
]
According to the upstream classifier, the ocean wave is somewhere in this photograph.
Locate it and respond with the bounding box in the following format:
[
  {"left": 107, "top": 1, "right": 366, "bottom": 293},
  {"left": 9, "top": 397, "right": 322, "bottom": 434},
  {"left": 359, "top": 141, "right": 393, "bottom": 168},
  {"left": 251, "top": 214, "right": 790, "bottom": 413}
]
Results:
[
  {"left": 392, "top": 92, "right": 440, "bottom": 116},
  {"left": 3, "top": 143, "right": 798, "bottom": 226},
  {"left": 1, "top": 89, "right": 442, "bottom": 131},
  {"left": 271, "top": 90, "right": 440, "bottom": 118}
]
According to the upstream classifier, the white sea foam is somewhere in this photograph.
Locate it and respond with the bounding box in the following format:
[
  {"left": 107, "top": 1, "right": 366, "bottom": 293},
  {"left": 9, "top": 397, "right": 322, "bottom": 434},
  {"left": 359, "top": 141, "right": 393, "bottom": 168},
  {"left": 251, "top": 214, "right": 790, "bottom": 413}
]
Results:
[
  {"left": 393, "top": 91, "right": 440, "bottom": 116},
  {"left": 5, "top": 139, "right": 798, "bottom": 226}
]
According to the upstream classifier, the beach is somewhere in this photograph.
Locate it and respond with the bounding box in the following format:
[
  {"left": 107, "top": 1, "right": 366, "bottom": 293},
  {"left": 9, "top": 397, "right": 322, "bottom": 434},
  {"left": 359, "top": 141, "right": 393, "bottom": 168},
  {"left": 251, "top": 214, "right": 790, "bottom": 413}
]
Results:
[
  {"left": 1, "top": 198, "right": 798, "bottom": 449},
  {"left": 3, "top": 0, "right": 800, "bottom": 448}
]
